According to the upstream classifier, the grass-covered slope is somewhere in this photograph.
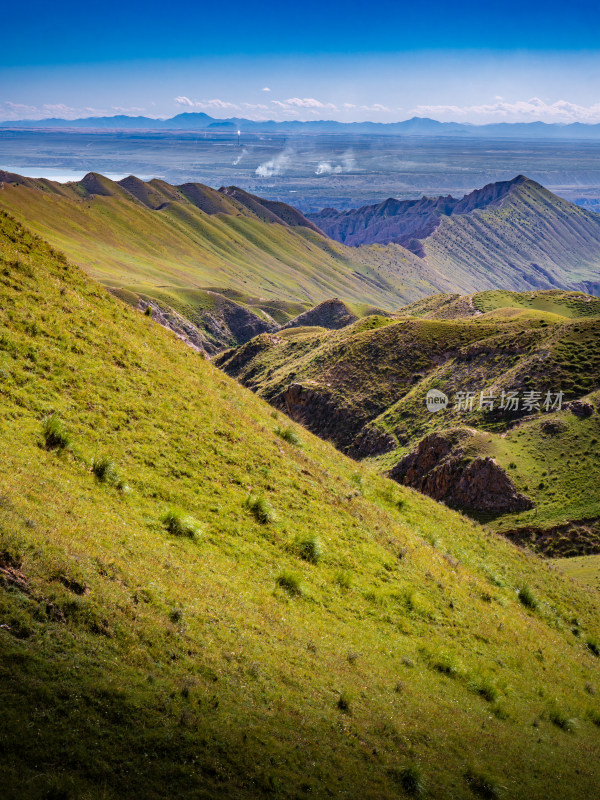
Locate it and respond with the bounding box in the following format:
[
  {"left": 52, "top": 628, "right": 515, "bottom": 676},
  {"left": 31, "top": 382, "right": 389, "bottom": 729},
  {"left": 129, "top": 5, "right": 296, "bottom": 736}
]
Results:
[
  {"left": 2, "top": 216, "right": 600, "bottom": 798},
  {"left": 0, "top": 171, "right": 436, "bottom": 310},
  {"left": 216, "top": 292, "right": 600, "bottom": 546},
  {"left": 422, "top": 180, "right": 600, "bottom": 295}
]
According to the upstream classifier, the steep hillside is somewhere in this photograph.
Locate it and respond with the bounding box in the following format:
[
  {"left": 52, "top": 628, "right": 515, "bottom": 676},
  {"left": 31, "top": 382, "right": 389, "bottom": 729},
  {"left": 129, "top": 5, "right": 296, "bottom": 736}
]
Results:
[
  {"left": 215, "top": 291, "right": 600, "bottom": 549},
  {"left": 309, "top": 178, "right": 600, "bottom": 295},
  {"left": 310, "top": 177, "right": 522, "bottom": 248},
  {"left": 2, "top": 216, "right": 600, "bottom": 799}
]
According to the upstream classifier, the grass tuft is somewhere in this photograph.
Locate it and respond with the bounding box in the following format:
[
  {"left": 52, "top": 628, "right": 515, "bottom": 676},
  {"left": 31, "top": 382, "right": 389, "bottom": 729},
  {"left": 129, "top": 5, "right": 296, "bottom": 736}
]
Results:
[
  {"left": 161, "top": 508, "right": 202, "bottom": 539},
  {"left": 465, "top": 769, "right": 502, "bottom": 798},
  {"left": 587, "top": 709, "right": 600, "bottom": 727},
  {"left": 517, "top": 585, "right": 538, "bottom": 610},
  {"left": 586, "top": 637, "right": 600, "bottom": 657},
  {"left": 245, "top": 494, "right": 277, "bottom": 524},
  {"left": 471, "top": 676, "right": 499, "bottom": 703},
  {"left": 548, "top": 708, "right": 577, "bottom": 732},
  {"left": 337, "top": 692, "right": 351, "bottom": 713},
  {"left": 391, "top": 765, "right": 425, "bottom": 796},
  {"left": 334, "top": 570, "right": 352, "bottom": 590},
  {"left": 295, "top": 534, "right": 322, "bottom": 564},
  {"left": 41, "top": 414, "right": 71, "bottom": 451},
  {"left": 276, "top": 570, "right": 303, "bottom": 596},
  {"left": 275, "top": 425, "right": 302, "bottom": 446},
  {"left": 90, "top": 456, "right": 119, "bottom": 484}
]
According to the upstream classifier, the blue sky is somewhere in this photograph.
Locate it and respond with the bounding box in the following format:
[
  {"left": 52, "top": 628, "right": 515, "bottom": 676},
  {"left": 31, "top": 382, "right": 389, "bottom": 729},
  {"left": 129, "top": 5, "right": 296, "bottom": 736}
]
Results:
[{"left": 2, "top": 0, "right": 600, "bottom": 123}]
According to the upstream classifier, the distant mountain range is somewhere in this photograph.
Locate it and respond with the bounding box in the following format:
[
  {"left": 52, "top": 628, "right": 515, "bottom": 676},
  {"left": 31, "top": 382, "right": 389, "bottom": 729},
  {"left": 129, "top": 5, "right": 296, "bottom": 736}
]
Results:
[
  {"left": 309, "top": 176, "right": 600, "bottom": 295},
  {"left": 3, "top": 112, "right": 600, "bottom": 138}
]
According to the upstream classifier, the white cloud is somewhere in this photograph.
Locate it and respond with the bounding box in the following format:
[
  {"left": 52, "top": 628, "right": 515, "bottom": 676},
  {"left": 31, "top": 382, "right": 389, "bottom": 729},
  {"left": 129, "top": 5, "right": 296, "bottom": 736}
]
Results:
[
  {"left": 261, "top": 87, "right": 271, "bottom": 92},
  {"left": 359, "top": 103, "right": 392, "bottom": 113},
  {"left": 241, "top": 103, "right": 269, "bottom": 111},
  {"left": 283, "top": 97, "right": 337, "bottom": 109},
  {"left": 0, "top": 101, "right": 118, "bottom": 121},
  {"left": 174, "top": 97, "right": 240, "bottom": 111},
  {"left": 111, "top": 106, "right": 146, "bottom": 114},
  {"left": 412, "top": 97, "right": 600, "bottom": 123}
]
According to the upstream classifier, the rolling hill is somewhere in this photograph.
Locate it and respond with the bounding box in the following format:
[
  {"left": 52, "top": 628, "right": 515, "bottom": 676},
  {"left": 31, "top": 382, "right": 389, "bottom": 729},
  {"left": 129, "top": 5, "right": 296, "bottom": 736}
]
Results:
[
  {"left": 1, "top": 210, "right": 600, "bottom": 798},
  {"left": 215, "top": 290, "right": 600, "bottom": 553},
  {"left": 0, "top": 169, "right": 438, "bottom": 317}
]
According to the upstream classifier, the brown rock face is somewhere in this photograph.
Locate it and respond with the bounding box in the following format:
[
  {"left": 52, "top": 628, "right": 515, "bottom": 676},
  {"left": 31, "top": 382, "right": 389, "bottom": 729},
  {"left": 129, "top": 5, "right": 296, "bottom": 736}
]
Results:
[
  {"left": 348, "top": 425, "right": 397, "bottom": 459},
  {"left": 280, "top": 383, "right": 367, "bottom": 451},
  {"left": 567, "top": 400, "right": 594, "bottom": 418},
  {"left": 389, "top": 431, "right": 534, "bottom": 514}
]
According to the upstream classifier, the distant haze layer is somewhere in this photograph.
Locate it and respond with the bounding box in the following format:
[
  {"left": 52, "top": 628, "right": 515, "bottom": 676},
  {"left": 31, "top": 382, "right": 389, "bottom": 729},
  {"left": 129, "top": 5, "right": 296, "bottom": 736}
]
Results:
[{"left": 1, "top": 128, "right": 600, "bottom": 212}]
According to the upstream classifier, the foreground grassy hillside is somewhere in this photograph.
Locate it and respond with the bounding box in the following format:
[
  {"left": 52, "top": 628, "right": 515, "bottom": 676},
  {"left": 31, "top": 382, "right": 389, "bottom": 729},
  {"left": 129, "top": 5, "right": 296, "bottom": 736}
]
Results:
[
  {"left": 2, "top": 214, "right": 600, "bottom": 798},
  {"left": 216, "top": 291, "right": 600, "bottom": 548}
]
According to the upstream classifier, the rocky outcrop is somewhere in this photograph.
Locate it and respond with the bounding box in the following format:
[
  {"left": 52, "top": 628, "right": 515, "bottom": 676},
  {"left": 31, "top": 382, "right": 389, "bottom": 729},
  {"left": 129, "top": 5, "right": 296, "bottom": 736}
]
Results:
[
  {"left": 389, "top": 430, "right": 534, "bottom": 514},
  {"left": 308, "top": 176, "right": 527, "bottom": 249},
  {"left": 282, "top": 299, "right": 358, "bottom": 331},
  {"left": 503, "top": 517, "right": 600, "bottom": 557},
  {"left": 123, "top": 292, "right": 278, "bottom": 356},
  {"left": 348, "top": 425, "right": 397, "bottom": 458},
  {"left": 566, "top": 400, "right": 594, "bottom": 418},
  {"left": 199, "top": 298, "right": 278, "bottom": 349},
  {"left": 135, "top": 299, "right": 214, "bottom": 354},
  {"left": 279, "top": 383, "right": 367, "bottom": 451}
]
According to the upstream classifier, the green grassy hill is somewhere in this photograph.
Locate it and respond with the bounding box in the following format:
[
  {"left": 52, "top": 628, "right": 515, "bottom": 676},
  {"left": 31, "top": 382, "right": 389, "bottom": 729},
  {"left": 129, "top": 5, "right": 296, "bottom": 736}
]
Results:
[
  {"left": 0, "top": 171, "right": 438, "bottom": 313},
  {"left": 2, "top": 215, "right": 600, "bottom": 798},
  {"left": 216, "top": 291, "right": 600, "bottom": 550}
]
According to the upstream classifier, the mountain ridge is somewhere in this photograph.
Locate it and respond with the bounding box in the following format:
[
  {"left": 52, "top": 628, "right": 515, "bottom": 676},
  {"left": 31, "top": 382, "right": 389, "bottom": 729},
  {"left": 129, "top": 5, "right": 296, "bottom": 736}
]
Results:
[{"left": 4, "top": 113, "right": 600, "bottom": 138}]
